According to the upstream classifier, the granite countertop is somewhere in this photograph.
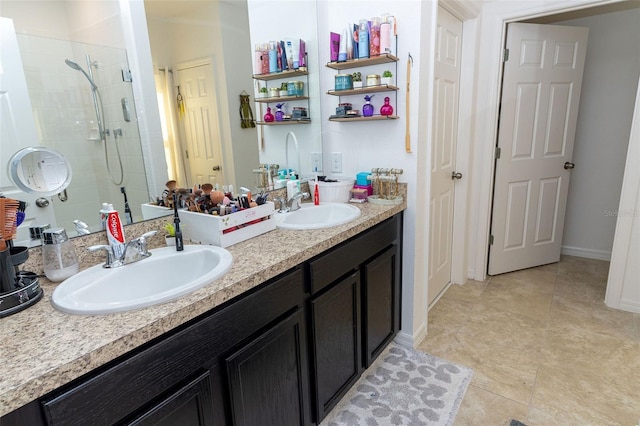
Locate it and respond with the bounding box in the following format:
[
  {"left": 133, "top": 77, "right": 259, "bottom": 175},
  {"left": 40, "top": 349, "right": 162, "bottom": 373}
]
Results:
[{"left": 0, "top": 198, "right": 406, "bottom": 417}]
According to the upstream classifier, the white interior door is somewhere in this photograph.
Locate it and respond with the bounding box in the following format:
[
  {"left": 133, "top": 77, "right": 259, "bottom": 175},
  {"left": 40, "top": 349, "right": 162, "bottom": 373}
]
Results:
[
  {"left": 489, "top": 23, "right": 589, "bottom": 275},
  {"left": 428, "top": 7, "right": 463, "bottom": 305},
  {"left": 1, "top": 17, "right": 56, "bottom": 245},
  {"left": 177, "top": 60, "right": 224, "bottom": 188}
]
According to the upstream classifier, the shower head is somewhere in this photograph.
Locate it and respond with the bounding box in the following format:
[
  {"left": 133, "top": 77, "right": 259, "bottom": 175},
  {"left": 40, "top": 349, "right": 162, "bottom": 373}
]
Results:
[
  {"left": 64, "top": 59, "right": 81, "bottom": 70},
  {"left": 65, "top": 59, "right": 98, "bottom": 90}
]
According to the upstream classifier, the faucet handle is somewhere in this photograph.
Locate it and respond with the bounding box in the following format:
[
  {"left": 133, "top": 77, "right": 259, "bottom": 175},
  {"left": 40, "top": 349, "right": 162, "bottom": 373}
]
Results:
[
  {"left": 132, "top": 231, "right": 158, "bottom": 256},
  {"left": 88, "top": 244, "right": 119, "bottom": 268}
]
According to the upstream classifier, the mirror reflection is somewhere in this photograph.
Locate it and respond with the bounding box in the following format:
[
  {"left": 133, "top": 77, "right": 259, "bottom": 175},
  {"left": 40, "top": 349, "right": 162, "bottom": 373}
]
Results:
[
  {"left": 8, "top": 147, "right": 72, "bottom": 196},
  {"left": 0, "top": 0, "right": 322, "bottom": 246}
]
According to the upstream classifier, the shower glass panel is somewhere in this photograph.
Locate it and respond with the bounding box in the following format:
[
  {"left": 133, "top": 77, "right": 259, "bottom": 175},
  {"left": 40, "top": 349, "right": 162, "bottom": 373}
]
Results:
[{"left": 16, "top": 34, "right": 149, "bottom": 235}]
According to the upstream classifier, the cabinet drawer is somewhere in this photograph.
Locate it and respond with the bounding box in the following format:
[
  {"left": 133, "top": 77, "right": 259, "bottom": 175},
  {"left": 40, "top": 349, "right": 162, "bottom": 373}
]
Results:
[
  {"left": 41, "top": 267, "right": 304, "bottom": 426},
  {"left": 309, "top": 215, "right": 400, "bottom": 294}
]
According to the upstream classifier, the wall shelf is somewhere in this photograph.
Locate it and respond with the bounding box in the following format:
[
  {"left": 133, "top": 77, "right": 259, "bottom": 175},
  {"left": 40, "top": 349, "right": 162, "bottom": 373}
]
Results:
[
  {"left": 256, "top": 120, "right": 311, "bottom": 126},
  {"left": 327, "top": 85, "right": 398, "bottom": 96},
  {"left": 326, "top": 54, "right": 399, "bottom": 70},
  {"left": 328, "top": 115, "right": 398, "bottom": 122},
  {"left": 325, "top": 37, "right": 399, "bottom": 124},
  {"left": 253, "top": 68, "right": 308, "bottom": 81},
  {"left": 254, "top": 95, "right": 309, "bottom": 103}
]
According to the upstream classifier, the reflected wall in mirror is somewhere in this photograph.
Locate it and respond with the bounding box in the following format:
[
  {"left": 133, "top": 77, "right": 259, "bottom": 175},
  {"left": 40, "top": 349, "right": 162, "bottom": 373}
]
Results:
[{"left": 143, "top": 0, "right": 259, "bottom": 194}]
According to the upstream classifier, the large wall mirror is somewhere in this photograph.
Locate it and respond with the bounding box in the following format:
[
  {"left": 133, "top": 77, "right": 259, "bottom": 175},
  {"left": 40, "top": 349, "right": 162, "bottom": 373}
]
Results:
[{"left": 0, "top": 0, "right": 322, "bottom": 246}]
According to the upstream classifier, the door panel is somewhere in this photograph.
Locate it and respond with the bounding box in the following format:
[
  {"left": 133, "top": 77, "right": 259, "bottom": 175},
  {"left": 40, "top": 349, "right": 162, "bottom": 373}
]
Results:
[
  {"left": 489, "top": 23, "right": 588, "bottom": 275},
  {"left": 429, "top": 6, "right": 462, "bottom": 305},
  {"left": 177, "top": 62, "right": 223, "bottom": 188}
]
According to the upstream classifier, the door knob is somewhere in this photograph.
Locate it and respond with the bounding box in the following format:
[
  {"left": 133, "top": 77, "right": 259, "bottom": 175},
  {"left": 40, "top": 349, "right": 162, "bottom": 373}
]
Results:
[
  {"left": 212, "top": 165, "right": 221, "bottom": 171},
  {"left": 451, "top": 171, "right": 463, "bottom": 180},
  {"left": 564, "top": 162, "right": 575, "bottom": 170},
  {"left": 35, "top": 198, "right": 50, "bottom": 208}
]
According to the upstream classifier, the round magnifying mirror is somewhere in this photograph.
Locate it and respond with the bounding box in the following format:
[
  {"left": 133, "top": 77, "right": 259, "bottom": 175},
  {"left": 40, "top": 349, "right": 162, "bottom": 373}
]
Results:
[{"left": 7, "top": 147, "right": 72, "bottom": 196}]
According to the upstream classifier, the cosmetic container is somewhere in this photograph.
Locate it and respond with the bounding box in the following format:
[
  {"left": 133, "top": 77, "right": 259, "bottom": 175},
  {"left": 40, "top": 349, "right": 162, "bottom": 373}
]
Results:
[
  {"left": 370, "top": 17, "right": 381, "bottom": 57},
  {"left": 268, "top": 41, "right": 278, "bottom": 73},
  {"left": 380, "top": 17, "right": 392, "bottom": 54},
  {"left": 42, "top": 228, "right": 78, "bottom": 282},
  {"left": 358, "top": 20, "right": 369, "bottom": 59}
]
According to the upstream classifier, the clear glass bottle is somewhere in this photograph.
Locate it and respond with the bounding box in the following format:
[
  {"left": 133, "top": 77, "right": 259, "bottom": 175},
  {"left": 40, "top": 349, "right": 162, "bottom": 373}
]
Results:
[{"left": 42, "top": 228, "right": 78, "bottom": 282}]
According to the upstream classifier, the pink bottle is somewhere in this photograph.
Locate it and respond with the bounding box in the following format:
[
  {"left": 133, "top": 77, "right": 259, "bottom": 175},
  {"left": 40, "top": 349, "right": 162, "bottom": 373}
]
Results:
[
  {"left": 264, "top": 107, "right": 274, "bottom": 122},
  {"left": 380, "top": 96, "right": 394, "bottom": 116}
]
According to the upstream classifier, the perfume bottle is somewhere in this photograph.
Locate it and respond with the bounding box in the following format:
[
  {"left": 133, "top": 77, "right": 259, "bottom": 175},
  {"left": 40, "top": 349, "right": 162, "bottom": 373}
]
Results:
[
  {"left": 264, "top": 107, "right": 274, "bottom": 122},
  {"left": 362, "top": 94, "right": 375, "bottom": 117},
  {"left": 275, "top": 103, "right": 285, "bottom": 121},
  {"left": 380, "top": 96, "right": 394, "bottom": 116}
]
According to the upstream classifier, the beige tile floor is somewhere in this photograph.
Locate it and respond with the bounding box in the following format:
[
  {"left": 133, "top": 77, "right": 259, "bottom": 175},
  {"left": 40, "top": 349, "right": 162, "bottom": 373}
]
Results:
[{"left": 417, "top": 255, "right": 640, "bottom": 426}]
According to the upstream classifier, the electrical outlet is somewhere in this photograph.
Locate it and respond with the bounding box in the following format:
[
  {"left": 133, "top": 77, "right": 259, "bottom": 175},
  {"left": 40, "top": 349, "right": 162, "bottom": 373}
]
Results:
[
  {"left": 311, "top": 152, "right": 322, "bottom": 172},
  {"left": 331, "top": 152, "right": 342, "bottom": 173}
]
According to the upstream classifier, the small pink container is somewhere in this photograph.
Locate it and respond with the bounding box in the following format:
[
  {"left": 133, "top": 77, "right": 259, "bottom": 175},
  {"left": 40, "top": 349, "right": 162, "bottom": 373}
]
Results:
[{"left": 354, "top": 184, "right": 373, "bottom": 196}]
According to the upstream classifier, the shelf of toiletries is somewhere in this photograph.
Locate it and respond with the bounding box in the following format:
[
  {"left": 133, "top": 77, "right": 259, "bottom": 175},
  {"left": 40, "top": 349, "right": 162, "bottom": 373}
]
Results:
[
  {"left": 327, "top": 84, "right": 398, "bottom": 96},
  {"left": 255, "top": 119, "right": 311, "bottom": 126},
  {"left": 253, "top": 68, "right": 308, "bottom": 81},
  {"left": 326, "top": 53, "right": 399, "bottom": 70},
  {"left": 328, "top": 115, "right": 398, "bottom": 122},
  {"left": 254, "top": 94, "right": 310, "bottom": 103}
]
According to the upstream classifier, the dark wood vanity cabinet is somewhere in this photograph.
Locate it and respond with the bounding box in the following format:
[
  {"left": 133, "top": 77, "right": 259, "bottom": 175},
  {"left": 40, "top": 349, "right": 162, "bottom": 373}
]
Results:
[
  {"left": 1, "top": 213, "right": 402, "bottom": 426},
  {"left": 307, "top": 214, "right": 402, "bottom": 422}
]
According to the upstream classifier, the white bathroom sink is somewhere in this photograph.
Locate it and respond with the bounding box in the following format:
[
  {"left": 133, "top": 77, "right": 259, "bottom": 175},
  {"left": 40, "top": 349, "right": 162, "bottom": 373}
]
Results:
[
  {"left": 275, "top": 203, "right": 361, "bottom": 230},
  {"left": 51, "top": 245, "right": 233, "bottom": 315}
]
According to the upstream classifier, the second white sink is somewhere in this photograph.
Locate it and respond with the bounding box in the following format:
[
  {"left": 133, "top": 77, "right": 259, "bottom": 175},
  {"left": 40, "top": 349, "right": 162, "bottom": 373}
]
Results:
[
  {"left": 275, "top": 203, "right": 361, "bottom": 230},
  {"left": 52, "top": 245, "right": 233, "bottom": 315}
]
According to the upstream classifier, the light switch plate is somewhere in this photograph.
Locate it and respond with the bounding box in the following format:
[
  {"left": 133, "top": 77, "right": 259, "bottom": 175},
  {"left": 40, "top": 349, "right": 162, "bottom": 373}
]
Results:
[
  {"left": 311, "top": 152, "right": 322, "bottom": 172},
  {"left": 331, "top": 152, "right": 342, "bottom": 173}
]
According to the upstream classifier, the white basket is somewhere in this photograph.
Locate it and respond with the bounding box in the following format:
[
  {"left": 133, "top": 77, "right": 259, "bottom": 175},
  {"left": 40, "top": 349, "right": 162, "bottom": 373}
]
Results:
[
  {"left": 141, "top": 202, "right": 276, "bottom": 247},
  {"left": 311, "top": 179, "right": 355, "bottom": 203}
]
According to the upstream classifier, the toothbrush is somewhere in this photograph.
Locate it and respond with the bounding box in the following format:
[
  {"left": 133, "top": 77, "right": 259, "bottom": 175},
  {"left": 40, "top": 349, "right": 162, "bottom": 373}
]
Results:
[{"left": 172, "top": 193, "right": 184, "bottom": 251}]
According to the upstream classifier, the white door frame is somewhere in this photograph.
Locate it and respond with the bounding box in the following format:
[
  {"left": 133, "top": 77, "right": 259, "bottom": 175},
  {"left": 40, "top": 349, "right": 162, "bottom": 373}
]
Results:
[
  {"left": 438, "top": 0, "right": 481, "bottom": 288},
  {"left": 469, "top": 0, "right": 633, "bottom": 282}
]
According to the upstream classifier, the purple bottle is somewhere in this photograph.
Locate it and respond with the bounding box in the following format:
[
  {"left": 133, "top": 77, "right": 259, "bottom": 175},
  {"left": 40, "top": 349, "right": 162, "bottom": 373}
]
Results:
[
  {"left": 275, "top": 103, "right": 285, "bottom": 121},
  {"left": 362, "top": 95, "right": 375, "bottom": 117}
]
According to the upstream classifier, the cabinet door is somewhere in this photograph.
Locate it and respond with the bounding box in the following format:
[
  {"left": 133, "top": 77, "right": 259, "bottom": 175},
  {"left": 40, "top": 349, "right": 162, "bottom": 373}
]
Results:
[
  {"left": 363, "top": 244, "right": 401, "bottom": 367},
  {"left": 126, "top": 371, "right": 215, "bottom": 426},
  {"left": 225, "top": 309, "right": 311, "bottom": 426},
  {"left": 309, "top": 272, "right": 361, "bottom": 422}
]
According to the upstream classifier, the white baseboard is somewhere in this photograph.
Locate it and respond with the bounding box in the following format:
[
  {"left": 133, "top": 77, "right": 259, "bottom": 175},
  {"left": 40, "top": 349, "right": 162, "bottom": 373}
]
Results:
[
  {"left": 616, "top": 298, "right": 640, "bottom": 314},
  {"left": 561, "top": 245, "right": 611, "bottom": 261},
  {"left": 395, "top": 324, "right": 426, "bottom": 349}
]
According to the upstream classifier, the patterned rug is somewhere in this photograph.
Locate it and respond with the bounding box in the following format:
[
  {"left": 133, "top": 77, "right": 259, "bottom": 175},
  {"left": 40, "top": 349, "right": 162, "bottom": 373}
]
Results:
[{"left": 321, "top": 342, "right": 473, "bottom": 426}]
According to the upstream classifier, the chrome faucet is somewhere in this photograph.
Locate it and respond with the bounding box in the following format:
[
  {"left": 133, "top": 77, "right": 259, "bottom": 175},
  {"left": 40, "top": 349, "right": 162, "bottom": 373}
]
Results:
[
  {"left": 89, "top": 230, "right": 157, "bottom": 268},
  {"left": 287, "top": 191, "right": 310, "bottom": 212}
]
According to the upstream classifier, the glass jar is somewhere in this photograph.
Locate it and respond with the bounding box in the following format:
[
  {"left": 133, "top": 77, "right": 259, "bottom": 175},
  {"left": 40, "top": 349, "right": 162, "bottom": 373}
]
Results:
[{"left": 42, "top": 228, "right": 78, "bottom": 282}]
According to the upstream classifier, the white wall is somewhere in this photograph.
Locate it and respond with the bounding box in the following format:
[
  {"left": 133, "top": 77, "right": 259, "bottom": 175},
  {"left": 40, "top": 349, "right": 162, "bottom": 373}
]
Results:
[
  {"left": 314, "top": 0, "right": 432, "bottom": 345},
  {"left": 557, "top": 8, "right": 640, "bottom": 260}
]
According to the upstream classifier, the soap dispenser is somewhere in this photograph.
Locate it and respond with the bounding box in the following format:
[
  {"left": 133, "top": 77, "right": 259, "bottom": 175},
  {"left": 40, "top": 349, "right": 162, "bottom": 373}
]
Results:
[{"left": 42, "top": 228, "right": 78, "bottom": 282}]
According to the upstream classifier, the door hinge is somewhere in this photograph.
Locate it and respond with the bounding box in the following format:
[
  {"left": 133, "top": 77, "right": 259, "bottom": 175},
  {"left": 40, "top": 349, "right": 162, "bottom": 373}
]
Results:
[
  {"left": 185, "top": 150, "right": 189, "bottom": 159},
  {"left": 503, "top": 48, "right": 509, "bottom": 62},
  {"left": 489, "top": 234, "right": 494, "bottom": 245},
  {"left": 495, "top": 147, "right": 501, "bottom": 159}
]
